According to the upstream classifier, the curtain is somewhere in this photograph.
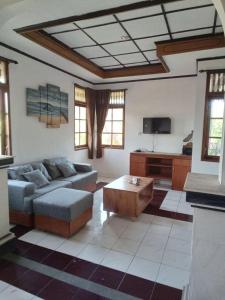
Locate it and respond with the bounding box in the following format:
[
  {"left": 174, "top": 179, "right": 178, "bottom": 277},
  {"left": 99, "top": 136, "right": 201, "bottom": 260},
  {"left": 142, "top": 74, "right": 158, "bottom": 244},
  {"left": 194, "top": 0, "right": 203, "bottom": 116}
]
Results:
[
  {"left": 85, "top": 88, "right": 96, "bottom": 159},
  {"left": 0, "top": 89, "right": 6, "bottom": 155},
  {"left": 96, "top": 90, "right": 111, "bottom": 158}
]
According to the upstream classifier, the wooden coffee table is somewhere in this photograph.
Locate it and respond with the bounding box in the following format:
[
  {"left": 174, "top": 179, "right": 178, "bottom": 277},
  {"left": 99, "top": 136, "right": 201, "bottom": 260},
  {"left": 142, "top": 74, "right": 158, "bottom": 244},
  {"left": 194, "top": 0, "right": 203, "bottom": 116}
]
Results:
[{"left": 103, "top": 175, "right": 154, "bottom": 219}]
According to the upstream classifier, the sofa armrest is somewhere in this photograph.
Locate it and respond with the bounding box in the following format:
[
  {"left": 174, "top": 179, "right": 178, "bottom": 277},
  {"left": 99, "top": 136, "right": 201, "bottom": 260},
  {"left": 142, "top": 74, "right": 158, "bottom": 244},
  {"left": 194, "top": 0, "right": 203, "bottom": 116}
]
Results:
[{"left": 73, "top": 163, "right": 93, "bottom": 173}]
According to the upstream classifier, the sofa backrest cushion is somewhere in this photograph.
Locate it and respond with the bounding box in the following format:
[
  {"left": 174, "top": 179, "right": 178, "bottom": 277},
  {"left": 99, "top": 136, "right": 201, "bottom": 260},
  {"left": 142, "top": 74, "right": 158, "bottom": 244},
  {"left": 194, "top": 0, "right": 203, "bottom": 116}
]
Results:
[
  {"left": 23, "top": 169, "right": 50, "bottom": 189},
  {"left": 57, "top": 161, "right": 77, "bottom": 178},
  {"left": 8, "top": 164, "right": 33, "bottom": 180},
  {"left": 31, "top": 162, "right": 52, "bottom": 181},
  {"left": 43, "top": 157, "right": 66, "bottom": 179}
]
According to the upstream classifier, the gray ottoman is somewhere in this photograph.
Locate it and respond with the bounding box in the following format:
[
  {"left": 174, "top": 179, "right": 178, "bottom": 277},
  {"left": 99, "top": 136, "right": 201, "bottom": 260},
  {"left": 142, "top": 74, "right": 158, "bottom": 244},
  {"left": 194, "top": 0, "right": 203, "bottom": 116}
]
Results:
[{"left": 33, "top": 188, "right": 93, "bottom": 237}]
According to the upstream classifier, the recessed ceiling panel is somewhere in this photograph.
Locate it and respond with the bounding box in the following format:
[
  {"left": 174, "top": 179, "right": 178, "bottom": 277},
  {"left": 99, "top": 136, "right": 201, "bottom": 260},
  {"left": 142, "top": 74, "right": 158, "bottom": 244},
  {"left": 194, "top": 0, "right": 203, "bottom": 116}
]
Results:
[
  {"left": 115, "top": 52, "right": 146, "bottom": 64},
  {"left": 168, "top": 6, "right": 215, "bottom": 32},
  {"left": 116, "top": 5, "right": 162, "bottom": 20},
  {"left": 136, "top": 35, "right": 170, "bottom": 51},
  {"left": 143, "top": 50, "right": 158, "bottom": 61},
  {"left": 85, "top": 23, "right": 126, "bottom": 44},
  {"left": 172, "top": 28, "right": 212, "bottom": 39},
  {"left": 45, "top": 23, "right": 77, "bottom": 34},
  {"left": 103, "top": 65, "right": 122, "bottom": 69},
  {"left": 91, "top": 56, "right": 120, "bottom": 67},
  {"left": 124, "top": 62, "right": 149, "bottom": 67},
  {"left": 103, "top": 41, "right": 138, "bottom": 55},
  {"left": 75, "top": 46, "right": 108, "bottom": 58},
  {"left": 123, "top": 15, "right": 168, "bottom": 38},
  {"left": 55, "top": 30, "right": 95, "bottom": 48},
  {"left": 76, "top": 15, "right": 115, "bottom": 28},
  {"left": 165, "top": 0, "right": 212, "bottom": 11}
]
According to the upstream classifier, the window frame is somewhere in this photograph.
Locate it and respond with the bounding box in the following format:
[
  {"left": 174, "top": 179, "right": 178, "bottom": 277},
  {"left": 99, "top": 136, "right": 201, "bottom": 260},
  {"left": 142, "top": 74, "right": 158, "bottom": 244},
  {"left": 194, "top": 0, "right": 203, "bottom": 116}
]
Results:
[
  {"left": 74, "top": 85, "right": 88, "bottom": 150},
  {"left": 102, "top": 90, "right": 126, "bottom": 150},
  {"left": 201, "top": 70, "right": 225, "bottom": 162}
]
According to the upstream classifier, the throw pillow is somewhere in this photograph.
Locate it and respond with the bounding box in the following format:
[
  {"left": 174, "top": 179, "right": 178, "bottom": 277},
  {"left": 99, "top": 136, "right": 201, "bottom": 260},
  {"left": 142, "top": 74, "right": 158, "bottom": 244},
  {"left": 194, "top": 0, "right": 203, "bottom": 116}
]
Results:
[
  {"left": 43, "top": 159, "right": 62, "bottom": 180},
  {"left": 57, "top": 161, "right": 77, "bottom": 178},
  {"left": 8, "top": 164, "right": 33, "bottom": 180},
  {"left": 23, "top": 169, "right": 50, "bottom": 189},
  {"left": 31, "top": 162, "right": 52, "bottom": 181}
]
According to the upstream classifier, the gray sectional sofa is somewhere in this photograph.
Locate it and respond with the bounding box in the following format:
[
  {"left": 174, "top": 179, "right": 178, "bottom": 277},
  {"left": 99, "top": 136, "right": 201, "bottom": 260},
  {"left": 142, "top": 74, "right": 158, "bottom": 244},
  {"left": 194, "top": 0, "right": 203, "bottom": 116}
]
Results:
[{"left": 8, "top": 157, "right": 98, "bottom": 227}]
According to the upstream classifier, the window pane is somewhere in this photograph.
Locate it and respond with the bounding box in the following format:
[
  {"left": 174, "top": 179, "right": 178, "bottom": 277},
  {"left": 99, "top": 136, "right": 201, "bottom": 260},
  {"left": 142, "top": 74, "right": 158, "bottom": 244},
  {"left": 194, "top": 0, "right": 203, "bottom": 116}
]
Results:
[
  {"left": 102, "top": 134, "right": 111, "bottom": 145},
  {"left": 210, "top": 99, "right": 224, "bottom": 118},
  {"left": 106, "top": 109, "right": 112, "bottom": 121},
  {"left": 75, "top": 120, "right": 80, "bottom": 132},
  {"left": 80, "top": 120, "right": 86, "bottom": 132},
  {"left": 112, "top": 121, "right": 123, "bottom": 133},
  {"left": 75, "top": 106, "right": 80, "bottom": 119},
  {"left": 103, "top": 121, "right": 112, "bottom": 133},
  {"left": 80, "top": 107, "right": 86, "bottom": 119},
  {"left": 208, "top": 138, "right": 221, "bottom": 156},
  {"left": 112, "top": 134, "right": 123, "bottom": 146},
  {"left": 75, "top": 133, "right": 80, "bottom": 146},
  {"left": 75, "top": 87, "right": 86, "bottom": 102},
  {"left": 113, "top": 108, "right": 123, "bottom": 120},
  {"left": 80, "top": 133, "right": 86, "bottom": 145},
  {"left": 0, "top": 61, "right": 6, "bottom": 84},
  {"left": 209, "top": 119, "right": 223, "bottom": 137}
]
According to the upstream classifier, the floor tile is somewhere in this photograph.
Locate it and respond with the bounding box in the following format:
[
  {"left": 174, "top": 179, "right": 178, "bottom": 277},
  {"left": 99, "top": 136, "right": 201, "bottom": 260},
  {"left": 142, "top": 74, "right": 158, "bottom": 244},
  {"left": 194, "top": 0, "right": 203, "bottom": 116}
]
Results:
[
  {"left": 37, "top": 234, "right": 65, "bottom": 250},
  {"left": 64, "top": 257, "right": 98, "bottom": 279},
  {"left": 142, "top": 232, "right": 168, "bottom": 248},
  {"left": 38, "top": 279, "right": 78, "bottom": 300},
  {"left": 42, "top": 251, "right": 73, "bottom": 270},
  {"left": 112, "top": 238, "right": 140, "bottom": 255},
  {"left": 57, "top": 240, "right": 86, "bottom": 257},
  {"left": 157, "top": 264, "right": 190, "bottom": 290},
  {"left": 89, "top": 232, "right": 118, "bottom": 249},
  {"left": 71, "top": 228, "right": 95, "bottom": 243},
  {"left": 118, "top": 274, "right": 154, "bottom": 300},
  {"left": 0, "top": 280, "right": 9, "bottom": 292},
  {"left": 162, "top": 249, "right": 191, "bottom": 271},
  {"left": 151, "top": 282, "right": 182, "bottom": 300},
  {"left": 148, "top": 224, "right": 171, "bottom": 237},
  {"left": 166, "top": 237, "right": 192, "bottom": 255},
  {"left": 74, "top": 288, "right": 108, "bottom": 299},
  {"left": 22, "top": 245, "right": 52, "bottom": 262},
  {"left": 0, "top": 285, "right": 34, "bottom": 300},
  {"left": 136, "top": 213, "right": 154, "bottom": 224},
  {"left": 10, "top": 225, "right": 33, "bottom": 239},
  {"left": 89, "top": 265, "right": 124, "bottom": 289},
  {"left": 12, "top": 240, "right": 34, "bottom": 256},
  {"left": 78, "top": 244, "right": 109, "bottom": 264},
  {"left": 170, "top": 224, "right": 193, "bottom": 241},
  {"left": 127, "top": 257, "right": 160, "bottom": 281},
  {"left": 151, "top": 216, "right": 174, "bottom": 227},
  {"left": 0, "top": 260, "right": 28, "bottom": 284},
  {"left": 19, "top": 230, "right": 49, "bottom": 245},
  {"left": 120, "top": 224, "right": 148, "bottom": 242},
  {"left": 136, "top": 243, "right": 165, "bottom": 263},
  {"left": 100, "top": 250, "right": 133, "bottom": 272}
]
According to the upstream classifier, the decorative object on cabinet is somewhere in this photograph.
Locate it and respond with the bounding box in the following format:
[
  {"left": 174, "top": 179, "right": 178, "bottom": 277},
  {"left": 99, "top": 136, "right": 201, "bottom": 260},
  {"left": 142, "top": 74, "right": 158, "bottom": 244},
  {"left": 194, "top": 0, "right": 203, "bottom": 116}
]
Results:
[
  {"left": 182, "top": 130, "right": 193, "bottom": 155},
  {"left": 26, "top": 83, "right": 68, "bottom": 128}
]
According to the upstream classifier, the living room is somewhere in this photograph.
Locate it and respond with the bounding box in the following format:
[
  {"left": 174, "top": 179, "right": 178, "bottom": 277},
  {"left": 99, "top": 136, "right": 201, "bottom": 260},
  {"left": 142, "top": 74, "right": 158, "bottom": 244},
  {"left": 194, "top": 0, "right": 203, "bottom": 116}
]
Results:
[{"left": 0, "top": 0, "right": 225, "bottom": 299}]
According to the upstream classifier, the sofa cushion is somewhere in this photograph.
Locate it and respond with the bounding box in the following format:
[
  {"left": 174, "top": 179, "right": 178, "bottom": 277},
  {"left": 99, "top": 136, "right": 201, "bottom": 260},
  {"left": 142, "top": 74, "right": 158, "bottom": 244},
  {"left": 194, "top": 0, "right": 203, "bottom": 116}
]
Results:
[
  {"left": 33, "top": 188, "right": 93, "bottom": 221},
  {"left": 23, "top": 170, "right": 50, "bottom": 189},
  {"left": 31, "top": 162, "right": 52, "bottom": 181},
  {"left": 57, "top": 161, "right": 77, "bottom": 178},
  {"left": 43, "top": 157, "right": 66, "bottom": 179},
  {"left": 8, "top": 164, "right": 33, "bottom": 180},
  {"left": 59, "top": 171, "right": 97, "bottom": 189},
  {"left": 35, "top": 179, "right": 72, "bottom": 196}
]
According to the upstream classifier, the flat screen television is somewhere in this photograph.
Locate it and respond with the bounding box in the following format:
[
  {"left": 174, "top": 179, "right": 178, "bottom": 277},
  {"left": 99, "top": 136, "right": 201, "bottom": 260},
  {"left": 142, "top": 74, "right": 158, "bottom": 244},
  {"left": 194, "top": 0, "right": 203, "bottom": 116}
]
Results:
[{"left": 143, "top": 117, "right": 171, "bottom": 134}]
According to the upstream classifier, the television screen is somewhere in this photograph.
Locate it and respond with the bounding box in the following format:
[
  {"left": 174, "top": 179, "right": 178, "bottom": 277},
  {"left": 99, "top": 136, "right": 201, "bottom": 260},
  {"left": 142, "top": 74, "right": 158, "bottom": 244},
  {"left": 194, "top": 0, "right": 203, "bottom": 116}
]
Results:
[{"left": 143, "top": 117, "right": 171, "bottom": 134}]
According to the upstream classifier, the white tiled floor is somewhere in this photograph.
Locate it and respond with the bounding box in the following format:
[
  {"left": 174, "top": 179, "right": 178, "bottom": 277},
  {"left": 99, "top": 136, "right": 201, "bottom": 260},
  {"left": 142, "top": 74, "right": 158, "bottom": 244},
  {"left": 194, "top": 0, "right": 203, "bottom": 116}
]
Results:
[
  {"left": 18, "top": 187, "right": 193, "bottom": 290},
  {"left": 0, "top": 281, "right": 43, "bottom": 300}
]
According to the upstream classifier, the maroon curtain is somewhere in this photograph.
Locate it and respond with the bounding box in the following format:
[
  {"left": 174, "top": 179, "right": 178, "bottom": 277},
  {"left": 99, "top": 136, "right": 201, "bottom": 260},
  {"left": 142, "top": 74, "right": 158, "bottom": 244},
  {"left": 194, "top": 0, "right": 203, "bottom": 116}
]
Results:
[
  {"left": 96, "top": 90, "right": 111, "bottom": 158},
  {"left": 85, "top": 88, "right": 96, "bottom": 159}
]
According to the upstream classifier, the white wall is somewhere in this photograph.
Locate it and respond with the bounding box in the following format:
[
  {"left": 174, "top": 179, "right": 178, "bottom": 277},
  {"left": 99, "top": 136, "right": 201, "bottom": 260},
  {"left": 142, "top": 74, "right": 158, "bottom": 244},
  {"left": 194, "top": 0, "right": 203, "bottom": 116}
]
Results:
[
  {"left": 0, "top": 45, "right": 90, "bottom": 164},
  {"left": 192, "top": 59, "right": 225, "bottom": 175},
  {"left": 94, "top": 78, "right": 196, "bottom": 177}
]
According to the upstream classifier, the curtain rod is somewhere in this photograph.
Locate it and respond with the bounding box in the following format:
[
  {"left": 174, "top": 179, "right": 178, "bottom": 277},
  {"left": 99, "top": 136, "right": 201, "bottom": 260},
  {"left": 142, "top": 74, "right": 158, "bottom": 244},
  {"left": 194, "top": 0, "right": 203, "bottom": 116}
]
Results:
[{"left": 0, "top": 56, "right": 18, "bottom": 64}]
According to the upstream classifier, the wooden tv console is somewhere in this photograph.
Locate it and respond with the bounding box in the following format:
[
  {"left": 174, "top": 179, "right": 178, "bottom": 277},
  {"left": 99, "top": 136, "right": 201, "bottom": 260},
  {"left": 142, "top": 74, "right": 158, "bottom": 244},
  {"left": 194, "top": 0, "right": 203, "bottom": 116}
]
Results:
[{"left": 130, "top": 152, "right": 191, "bottom": 191}]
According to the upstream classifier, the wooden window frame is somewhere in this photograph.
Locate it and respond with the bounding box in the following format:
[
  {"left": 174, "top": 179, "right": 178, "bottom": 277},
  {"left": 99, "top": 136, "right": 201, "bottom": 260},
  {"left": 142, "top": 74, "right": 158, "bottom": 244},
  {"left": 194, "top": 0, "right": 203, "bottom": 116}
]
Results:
[
  {"left": 102, "top": 90, "right": 125, "bottom": 149},
  {"left": 201, "top": 71, "right": 225, "bottom": 162},
  {"left": 74, "top": 85, "right": 88, "bottom": 150}
]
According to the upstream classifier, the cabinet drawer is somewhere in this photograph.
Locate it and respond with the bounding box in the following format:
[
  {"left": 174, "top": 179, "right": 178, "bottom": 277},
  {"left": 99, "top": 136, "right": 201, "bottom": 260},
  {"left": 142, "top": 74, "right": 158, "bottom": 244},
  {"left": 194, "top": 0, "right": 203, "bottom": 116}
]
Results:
[
  {"left": 130, "top": 155, "right": 146, "bottom": 163},
  {"left": 173, "top": 158, "right": 191, "bottom": 167}
]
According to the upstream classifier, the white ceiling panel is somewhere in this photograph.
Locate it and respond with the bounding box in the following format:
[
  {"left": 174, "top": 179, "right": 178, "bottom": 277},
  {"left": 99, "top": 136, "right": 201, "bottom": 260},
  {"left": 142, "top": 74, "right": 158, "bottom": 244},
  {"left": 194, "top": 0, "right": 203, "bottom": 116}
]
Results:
[
  {"left": 76, "top": 15, "right": 115, "bottom": 28},
  {"left": 124, "top": 62, "right": 149, "bottom": 67},
  {"left": 45, "top": 23, "right": 77, "bottom": 34},
  {"left": 115, "top": 52, "right": 146, "bottom": 64},
  {"left": 91, "top": 56, "right": 119, "bottom": 67},
  {"left": 103, "top": 41, "right": 138, "bottom": 55},
  {"left": 56, "top": 30, "right": 95, "bottom": 47},
  {"left": 116, "top": 5, "right": 162, "bottom": 20},
  {"left": 75, "top": 46, "right": 108, "bottom": 58},
  {"left": 103, "top": 65, "right": 122, "bottom": 69},
  {"left": 168, "top": 6, "right": 215, "bottom": 32},
  {"left": 136, "top": 35, "right": 170, "bottom": 51},
  {"left": 165, "top": 0, "right": 212, "bottom": 11},
  {"left": 123, "top": 15, "right": 168, "bottom": 38},
  {"left": 172, "top": 28, "right": 212, "bottom": 39},
  {"left": 143, "top": 50, "right": 158, "bottom": 61},
  {"left": 85, "top": 23, "right": 126, "bottom": 43}
]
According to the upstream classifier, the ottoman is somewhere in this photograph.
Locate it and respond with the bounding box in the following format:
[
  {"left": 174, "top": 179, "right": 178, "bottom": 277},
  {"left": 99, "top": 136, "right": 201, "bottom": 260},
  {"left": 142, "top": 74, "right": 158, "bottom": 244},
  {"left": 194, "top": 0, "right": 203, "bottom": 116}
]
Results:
[{"left": 33, "top": 188, "right": 93, "bottom": 238}]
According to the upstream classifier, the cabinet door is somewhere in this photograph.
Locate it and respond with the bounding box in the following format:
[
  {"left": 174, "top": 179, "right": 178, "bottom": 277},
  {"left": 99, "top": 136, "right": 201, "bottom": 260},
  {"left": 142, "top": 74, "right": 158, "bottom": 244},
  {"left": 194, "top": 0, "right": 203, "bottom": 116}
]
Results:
[
  {"left": 172, "top": 159, "right": 191, "bottom": 191},
  {"left": 130, "top": 155, "right": 146, "bottom": 176}
]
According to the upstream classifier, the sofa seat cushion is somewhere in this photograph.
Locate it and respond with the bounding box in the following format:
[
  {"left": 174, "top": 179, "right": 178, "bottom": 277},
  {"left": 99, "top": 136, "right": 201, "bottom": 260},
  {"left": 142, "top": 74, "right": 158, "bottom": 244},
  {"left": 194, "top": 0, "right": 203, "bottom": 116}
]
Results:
[
  {"left": 59, "top": 171, "right": 97, "bottom": 189},
  {"left": 33, "top": 188, "right": 93, "bottom": 221},
  {"left": 35, "top": 180, "right": 72, "bottom": 196}
]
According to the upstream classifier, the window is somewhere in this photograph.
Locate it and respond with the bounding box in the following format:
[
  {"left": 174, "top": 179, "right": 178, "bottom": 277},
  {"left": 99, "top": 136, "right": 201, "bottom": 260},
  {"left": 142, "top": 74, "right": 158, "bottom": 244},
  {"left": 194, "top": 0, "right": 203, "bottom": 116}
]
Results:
[
  {"left": 74, "top": 86, "right": 87, "bottom": 149},
  {"left": 202, "top": 71, "right": 225, "bottom": 162},
  {"left": 102, "top": 90, "right": 125, "bottom": 148},
  {"left": 0, "top": 60, "right": 11, "bottom": 155}
]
